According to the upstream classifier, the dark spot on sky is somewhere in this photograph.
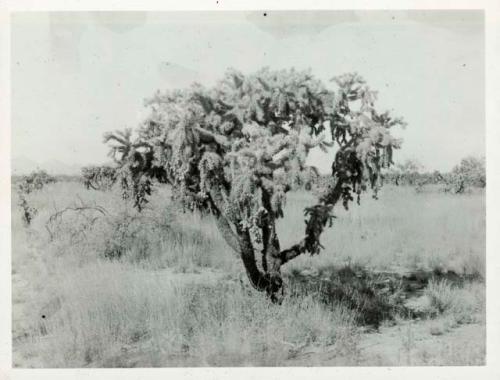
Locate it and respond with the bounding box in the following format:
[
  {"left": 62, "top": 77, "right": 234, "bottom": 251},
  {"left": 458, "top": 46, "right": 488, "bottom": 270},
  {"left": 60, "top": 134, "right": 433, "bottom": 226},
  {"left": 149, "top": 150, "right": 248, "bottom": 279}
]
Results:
[
  {"left": 263, "top": 12, "right": 267, "bottom": 17},
  {"left": 462, "top": 63, "right": 466, "bottom": 67},
  {"left": 41, "top": 315, "right": 46, "bottom": 319}
]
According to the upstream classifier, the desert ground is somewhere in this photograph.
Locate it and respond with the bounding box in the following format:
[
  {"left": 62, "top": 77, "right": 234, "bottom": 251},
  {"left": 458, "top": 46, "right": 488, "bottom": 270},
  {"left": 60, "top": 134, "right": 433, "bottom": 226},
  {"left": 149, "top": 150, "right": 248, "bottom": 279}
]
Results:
[{"left": 11, "top": 181, "right": 485, "bottom": 367}]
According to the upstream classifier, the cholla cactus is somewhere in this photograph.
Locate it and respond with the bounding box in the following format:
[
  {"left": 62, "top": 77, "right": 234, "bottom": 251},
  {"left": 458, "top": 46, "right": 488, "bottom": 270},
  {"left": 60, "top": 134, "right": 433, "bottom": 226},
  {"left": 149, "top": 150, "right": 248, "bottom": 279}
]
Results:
[{"left": 104, "top": 68, "right": 406, "bottom": 301}]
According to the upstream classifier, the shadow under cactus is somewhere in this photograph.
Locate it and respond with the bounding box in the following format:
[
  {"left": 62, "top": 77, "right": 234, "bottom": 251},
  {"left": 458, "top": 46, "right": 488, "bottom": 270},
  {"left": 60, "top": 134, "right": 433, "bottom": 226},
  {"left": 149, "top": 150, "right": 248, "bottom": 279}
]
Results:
[{"left": 285, "top": 265, "right": 482, "bottom": 329}]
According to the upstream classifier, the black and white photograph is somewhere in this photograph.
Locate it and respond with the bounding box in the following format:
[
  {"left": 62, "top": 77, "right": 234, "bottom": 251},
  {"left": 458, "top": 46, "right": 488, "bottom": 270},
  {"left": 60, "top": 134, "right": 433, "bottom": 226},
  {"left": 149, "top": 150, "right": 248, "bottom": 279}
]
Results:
[{"left": 1, "top": 3, "right": 499, "bottom": 377}]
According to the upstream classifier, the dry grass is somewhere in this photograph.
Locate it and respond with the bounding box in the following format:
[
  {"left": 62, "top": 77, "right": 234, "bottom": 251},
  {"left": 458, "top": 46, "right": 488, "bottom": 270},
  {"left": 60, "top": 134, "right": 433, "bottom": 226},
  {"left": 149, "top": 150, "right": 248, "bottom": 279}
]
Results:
[
  {"left": 424, "top": 279, "right": 485, "bottom": 324},
  {"left": 280, "top": 186, "right": 485, "bottom": 277},
  {"left": 11, "top": 181, "right": 485, "bottom": 367},
  {"left": 23, "top": 262, "right": 357, "bottom": 367}
]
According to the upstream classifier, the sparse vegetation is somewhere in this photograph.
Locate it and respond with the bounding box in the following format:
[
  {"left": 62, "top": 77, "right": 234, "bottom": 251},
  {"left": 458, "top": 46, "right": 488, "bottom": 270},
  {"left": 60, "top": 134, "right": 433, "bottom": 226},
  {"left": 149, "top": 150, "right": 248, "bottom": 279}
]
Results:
[
  {"left": 10, "top": 68, "right": 486, "bottom": 367},
  {"left": 10, "top": 9, "right": 486, "bottom": 369},
  {"left": 424, "top": 279, "right": 484, "bottom": 323},
  {"left": 15, "top": 170, "right": 56, "bottom": 225},
  {"left": 382, "top": 156, "right": 486, "bottom": 195},
  {"left": 383, "top": 159, "right": 424, "bottom": 187},
  {"left": 81, "top": 165, "right": 117, "bottom": 191},
  {"left": 12, "top": 180, "right": 485, "bottom": 367},
  {"left": 445, "top": 156, "right": 486, "bottom": 194}
]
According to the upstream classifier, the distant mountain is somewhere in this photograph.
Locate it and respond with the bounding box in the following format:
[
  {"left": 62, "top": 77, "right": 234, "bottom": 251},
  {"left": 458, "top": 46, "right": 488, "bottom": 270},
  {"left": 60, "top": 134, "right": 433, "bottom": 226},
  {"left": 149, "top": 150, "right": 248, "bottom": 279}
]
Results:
[{"left": 11, "top": 157, "right": 83, "bottom": 176}]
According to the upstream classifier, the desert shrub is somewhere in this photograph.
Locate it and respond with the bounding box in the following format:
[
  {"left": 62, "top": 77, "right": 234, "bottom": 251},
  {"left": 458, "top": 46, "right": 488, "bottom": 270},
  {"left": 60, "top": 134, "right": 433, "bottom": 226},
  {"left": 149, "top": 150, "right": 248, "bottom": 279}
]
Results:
[
  {"left": 383, "top": 159, "right": 423, "bottom": 186},
  {"left": 16, "top": 170, "right": 56, "bottom": 225},
  {"left": 81, "top": 165, "right": 117, "bottom": 191},
  {"left": 413, "top": 170, "right": 445, "bottom": 193},
  {"left": 17, "top": 170, "right": 57, "bottom": 194},
  {"left": 38, "top": 185, "right": 234, "bottom": 270},
  {"left": 101, "top": 207, "right": 173, "bottom": 262},
  {"left": 45, "top": 204, "right": 107, "bottom": 249},
  {"left": 42, "top": 196, "right": 170, "bottom": 263},
  {"left": 99, "top": 207, "right": 237, "bottom": 270},
  {"left": 424, "top": 279, "right": 484, "bottom": 323},
  {"left": 425, "top": 280, "right": 456, "bottom": 314},
  {"left": 444, "top": 156, "right": 485, "bottom": 194},
  {"left": 17, "top": 196, "right": 38, "bottom": 226},
  {"left": 102, "top": 209, "right": 150, "bottom": 260},
  {"left": 381, "top": 164, "right": 446, "bottom": 193}
]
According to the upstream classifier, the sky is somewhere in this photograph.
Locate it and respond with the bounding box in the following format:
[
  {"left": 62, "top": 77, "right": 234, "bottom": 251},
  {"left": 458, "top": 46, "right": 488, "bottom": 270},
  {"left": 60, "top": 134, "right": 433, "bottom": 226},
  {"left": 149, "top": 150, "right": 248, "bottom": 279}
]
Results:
[{"left": 11, "top": 10, "right": 484, "bottom": 174}]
